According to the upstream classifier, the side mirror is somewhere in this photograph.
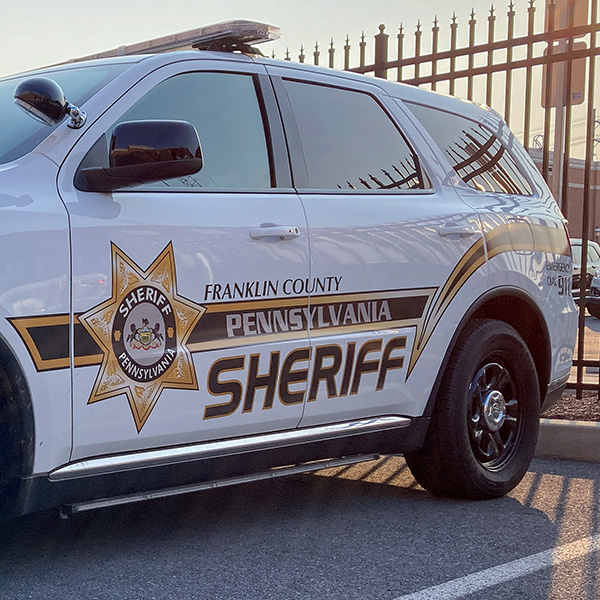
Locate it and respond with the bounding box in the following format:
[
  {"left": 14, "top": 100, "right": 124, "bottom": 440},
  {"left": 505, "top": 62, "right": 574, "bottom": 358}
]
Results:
[
  {"left": 14, "top": 77, "right": 86, "bottom": 128},
  {"left": 77, "top": 120, "right": 203, "bottom": 192}
]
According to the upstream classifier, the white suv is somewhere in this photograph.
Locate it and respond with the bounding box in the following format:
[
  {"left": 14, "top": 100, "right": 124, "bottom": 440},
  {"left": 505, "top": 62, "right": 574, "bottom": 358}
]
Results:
[{"left": 0, "top": 21, "right": 576, "bottom": 518}]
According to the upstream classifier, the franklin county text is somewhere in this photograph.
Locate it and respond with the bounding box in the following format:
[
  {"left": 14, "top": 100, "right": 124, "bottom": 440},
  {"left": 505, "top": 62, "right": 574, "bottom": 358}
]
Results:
[{"left": 204, "top": 276, "right": 343, "bottom": 301}]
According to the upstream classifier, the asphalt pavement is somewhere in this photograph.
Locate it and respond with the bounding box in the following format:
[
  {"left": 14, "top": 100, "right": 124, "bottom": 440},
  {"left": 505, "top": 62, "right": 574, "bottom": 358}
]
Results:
[{"left": 1, "top": 455, "right": 599, "bottom": 600}]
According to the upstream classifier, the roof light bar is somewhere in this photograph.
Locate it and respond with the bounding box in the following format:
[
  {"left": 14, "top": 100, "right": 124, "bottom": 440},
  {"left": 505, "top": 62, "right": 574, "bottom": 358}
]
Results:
[{"left": 70, "top": 20, "right": 280, "bottom": 63}]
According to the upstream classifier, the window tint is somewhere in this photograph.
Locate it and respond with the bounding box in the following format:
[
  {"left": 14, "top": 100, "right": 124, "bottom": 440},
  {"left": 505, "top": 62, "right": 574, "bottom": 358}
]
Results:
[
  {"left": 282, "top": 80, "right": 429, "bottom": 191},
  {"left": 406, "top": 103, "right": 533, "bottom": 196},
  {"left": 81, "top": 72, "right": 272, "bottom": 190}
]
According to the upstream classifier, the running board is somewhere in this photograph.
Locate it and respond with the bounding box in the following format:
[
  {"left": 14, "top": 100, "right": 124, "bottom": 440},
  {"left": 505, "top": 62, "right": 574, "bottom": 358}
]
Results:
[{"left": 59, "top": 453, "right": 379, "bottom": 518}]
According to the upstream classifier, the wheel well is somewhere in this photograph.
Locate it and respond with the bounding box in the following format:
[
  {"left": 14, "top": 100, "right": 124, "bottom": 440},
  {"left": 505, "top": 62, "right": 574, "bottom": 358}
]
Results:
[
  {"left": 0, "top": 336, "right": 34, "bottom": 499},
  {"left": 469, "top": 292, "right": 551, "bottom": 402}
]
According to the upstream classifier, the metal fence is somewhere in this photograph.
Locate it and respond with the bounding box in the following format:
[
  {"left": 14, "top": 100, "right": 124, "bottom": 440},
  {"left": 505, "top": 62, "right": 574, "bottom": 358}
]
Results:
[{"left": 282, "top": 0, "right": 600, "bottom": 397}]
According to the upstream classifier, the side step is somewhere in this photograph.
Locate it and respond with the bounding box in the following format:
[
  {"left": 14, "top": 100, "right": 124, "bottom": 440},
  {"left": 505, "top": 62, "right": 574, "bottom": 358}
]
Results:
[{"left": 59, "top": 453, "right": 379, "bottom": 518}]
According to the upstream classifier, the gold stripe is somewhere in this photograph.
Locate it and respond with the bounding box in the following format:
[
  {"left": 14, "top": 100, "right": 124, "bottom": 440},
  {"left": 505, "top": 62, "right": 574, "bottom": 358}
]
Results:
[
  {"left": 7, "top": 314, "right": 70, "bottom": 372},
  {"left": 203, "top": 287, "right": 437, "bottom": 314}
]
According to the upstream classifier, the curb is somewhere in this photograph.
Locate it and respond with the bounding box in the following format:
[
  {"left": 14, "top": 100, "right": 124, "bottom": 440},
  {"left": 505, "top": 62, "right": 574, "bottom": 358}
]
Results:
[{"left": 535, "top": 418, "right": 600, "bottom": 463}]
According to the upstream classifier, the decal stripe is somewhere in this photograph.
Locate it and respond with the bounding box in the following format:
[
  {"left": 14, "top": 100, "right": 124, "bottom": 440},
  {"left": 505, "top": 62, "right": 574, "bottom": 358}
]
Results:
[
  {"left": 10, "top": 288, "right": 436, "bottom": 372},
  {"left": 407, "top": 221, "right": 570, "bottom": 375},
  {"left": 8, "top": 223, "right": 568, "bottom": 377}
]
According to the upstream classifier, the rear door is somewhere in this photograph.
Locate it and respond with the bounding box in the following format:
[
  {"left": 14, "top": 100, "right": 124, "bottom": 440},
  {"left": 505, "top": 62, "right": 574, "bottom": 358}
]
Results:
[
  {"left": 58, "top": 59, "right": 311, "bottom": 460},
  {"left": 266, "top": 65, "right": 488, "bottom": 426}
]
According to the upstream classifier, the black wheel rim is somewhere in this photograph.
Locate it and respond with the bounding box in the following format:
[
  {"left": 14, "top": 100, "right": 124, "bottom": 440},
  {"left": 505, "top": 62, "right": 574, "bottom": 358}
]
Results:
[{"left": 467, "top": 361, "right": 520, "bottom": 470}]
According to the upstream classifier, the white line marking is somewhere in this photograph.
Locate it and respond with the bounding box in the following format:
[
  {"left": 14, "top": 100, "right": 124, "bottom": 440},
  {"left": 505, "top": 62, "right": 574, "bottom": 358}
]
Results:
[{"left": 392, "top": 533, "right": 600, "bottom": 600}]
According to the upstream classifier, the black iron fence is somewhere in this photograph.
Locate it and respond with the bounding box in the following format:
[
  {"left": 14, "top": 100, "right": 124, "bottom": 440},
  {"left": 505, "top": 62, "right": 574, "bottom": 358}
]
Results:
[{"left": 282, "top": 1, "right": 600, "bottom": 397}]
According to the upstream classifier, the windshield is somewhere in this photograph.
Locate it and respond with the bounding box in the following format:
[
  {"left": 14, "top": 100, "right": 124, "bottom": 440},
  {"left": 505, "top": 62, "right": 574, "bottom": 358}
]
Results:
[{"left": 0, "top": 63, "right": 132, "bottom": 165}]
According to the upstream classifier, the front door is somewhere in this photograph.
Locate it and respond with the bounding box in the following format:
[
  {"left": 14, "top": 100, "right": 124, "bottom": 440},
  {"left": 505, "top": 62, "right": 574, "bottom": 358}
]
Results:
[{"left": 59, "top": 60, "right": 310, "bottom": 460}]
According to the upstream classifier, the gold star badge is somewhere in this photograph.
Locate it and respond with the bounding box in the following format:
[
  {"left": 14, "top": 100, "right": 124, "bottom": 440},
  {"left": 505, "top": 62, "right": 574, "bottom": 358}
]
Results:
[{"left": 79, "top": 242, "right": 205, "bottom": 432}]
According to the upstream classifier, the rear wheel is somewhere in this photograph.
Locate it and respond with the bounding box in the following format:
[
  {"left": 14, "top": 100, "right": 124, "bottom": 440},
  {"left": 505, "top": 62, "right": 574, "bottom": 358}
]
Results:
[{"left": 404, "top": 319, "right": 540, "bottom": 499}]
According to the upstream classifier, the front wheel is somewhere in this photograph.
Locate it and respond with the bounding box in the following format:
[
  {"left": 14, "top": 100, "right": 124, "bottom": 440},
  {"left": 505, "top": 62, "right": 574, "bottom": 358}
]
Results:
[{"left": 404, "top": 319, "right": 540, "bottom": 499}]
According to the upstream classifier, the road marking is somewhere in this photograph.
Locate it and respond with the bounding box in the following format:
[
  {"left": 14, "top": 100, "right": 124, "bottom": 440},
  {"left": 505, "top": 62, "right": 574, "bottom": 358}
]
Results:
[{"left": 392, "top": 533, "right": 600, "bottom": 600}]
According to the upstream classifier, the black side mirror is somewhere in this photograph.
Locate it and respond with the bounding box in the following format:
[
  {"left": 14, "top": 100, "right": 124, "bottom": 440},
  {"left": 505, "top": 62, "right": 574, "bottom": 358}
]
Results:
[
  {"left": 77, "top": 120, "right": 203, "bottom": 192},
  {"left": 14, "top": 77, "right": 86, "bottom": 128}
]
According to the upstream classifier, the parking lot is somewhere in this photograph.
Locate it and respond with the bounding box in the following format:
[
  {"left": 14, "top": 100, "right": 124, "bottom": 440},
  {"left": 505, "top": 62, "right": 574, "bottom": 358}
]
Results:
[{"left": 1, "top": 455, "right": 598, "bottom": 600}]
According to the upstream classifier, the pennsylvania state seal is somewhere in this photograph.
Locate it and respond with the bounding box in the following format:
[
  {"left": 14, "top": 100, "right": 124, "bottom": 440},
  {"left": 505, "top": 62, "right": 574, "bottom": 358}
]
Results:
[{"left": 79, "top": 242, "right": 205, "bottom": 431}]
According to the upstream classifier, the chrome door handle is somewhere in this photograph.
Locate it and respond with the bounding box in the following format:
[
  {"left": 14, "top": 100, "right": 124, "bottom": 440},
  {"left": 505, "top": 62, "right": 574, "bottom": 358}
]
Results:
[
  {"left": 438, "top": 223, "right": 477, "bottom": 239},
  {"left": 250, "top": 226, "right": 300, "bottom": 241}
]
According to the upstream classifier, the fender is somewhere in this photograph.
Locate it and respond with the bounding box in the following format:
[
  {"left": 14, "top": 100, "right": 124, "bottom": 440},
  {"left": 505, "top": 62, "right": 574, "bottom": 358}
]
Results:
[{"left": 421, "top": 285, "right": 552, "bottom": 419}]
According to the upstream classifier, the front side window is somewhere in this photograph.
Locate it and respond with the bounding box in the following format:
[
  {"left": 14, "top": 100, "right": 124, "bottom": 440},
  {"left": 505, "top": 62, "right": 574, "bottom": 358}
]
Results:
[
  {"left": 406, "top": 102, "right": 533, "bottom": 196},
  {"left": 80, "top": 71, "right": 272, "bottom": 190},
  {"left": 282, "top": 80, "right": 429, "bottom": 191}
]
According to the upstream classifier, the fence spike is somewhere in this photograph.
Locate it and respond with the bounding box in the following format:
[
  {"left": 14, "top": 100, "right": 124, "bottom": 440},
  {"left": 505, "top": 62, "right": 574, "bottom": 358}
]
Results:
[
  {"left": 285, "top": 48, "right": 290, "bottom": 61},
  {"left": 299, "top": 44, "right": 305, "bottom": 63},
  {"left": 314, "top": 41, "right": 320, "bottom": 66}
]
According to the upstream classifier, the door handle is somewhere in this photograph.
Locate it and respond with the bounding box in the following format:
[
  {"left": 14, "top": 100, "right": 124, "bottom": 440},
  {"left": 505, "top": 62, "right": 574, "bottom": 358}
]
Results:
[
  {"left": 438, "top": 223, "right": 477, "bottom": 239},
  {"left": 250, "top": 226, "right": 300, "bottom": 241}
]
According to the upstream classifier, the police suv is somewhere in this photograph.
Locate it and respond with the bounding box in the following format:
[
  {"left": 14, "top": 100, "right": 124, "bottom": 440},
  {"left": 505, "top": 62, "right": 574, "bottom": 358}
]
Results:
[{"left": 0, "top": 21, "right": 576, "bottom": 518}]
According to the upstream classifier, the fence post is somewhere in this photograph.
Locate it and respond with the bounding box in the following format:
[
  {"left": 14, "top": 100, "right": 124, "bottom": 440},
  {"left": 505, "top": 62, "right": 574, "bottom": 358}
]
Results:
[
  {"left": 449, "top": 13, "right": 458, "bottom": 95},
  {"left": 344, "top": 35, "right": 351, "bottom": 70},
  {"left": 414, "top": 21, "right": 422, "bottom": 81},
  {"left": 329, "top": 39, "right": 335, "bottom": 68},
  {"left": 313, "top": 42, "right": 320, "bottom": 66},
  {"left": 374, "top": 24, "right": 389, "bottom": 78},
  {"left": 431, "top": 17, "right": 439, "bottom": 90},
  {"left": 359, "top": 32, "right": 366, "bottom": 68},
  {"left": 397, "top": 25, "right": 404, "bottom": 81},
  {"left": 467, "top": 9, "right": 477, "bottom": 100}
]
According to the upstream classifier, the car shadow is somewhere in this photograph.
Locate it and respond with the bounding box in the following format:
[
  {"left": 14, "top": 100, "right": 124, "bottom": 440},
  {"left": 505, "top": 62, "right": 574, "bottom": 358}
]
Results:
[{"left": 1, "top": 456, "right": 592, "bottom": 599}]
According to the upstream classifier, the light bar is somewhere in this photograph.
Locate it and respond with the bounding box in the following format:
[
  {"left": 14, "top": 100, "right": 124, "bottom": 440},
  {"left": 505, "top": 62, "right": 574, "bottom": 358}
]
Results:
[{"left": 69, "top": 20, "right": 280, "bottom": 63}]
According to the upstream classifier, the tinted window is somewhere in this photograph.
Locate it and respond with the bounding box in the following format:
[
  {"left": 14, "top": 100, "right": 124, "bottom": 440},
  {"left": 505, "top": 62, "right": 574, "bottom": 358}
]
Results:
[
  {"left": 81, "top": 72, "right": 272, "bottom": 190},
  {"left": 283, "top": 80, "right": 429, "bottom": 191},
  {"left": 406, "top": 103, "right": 533, "bottom": 196}
]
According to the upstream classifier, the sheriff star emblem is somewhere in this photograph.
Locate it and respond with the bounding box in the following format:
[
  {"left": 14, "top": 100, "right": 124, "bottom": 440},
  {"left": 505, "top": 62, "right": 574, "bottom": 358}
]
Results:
[{"left": 79, "top": 242, "right": 205, "bottom": 432}]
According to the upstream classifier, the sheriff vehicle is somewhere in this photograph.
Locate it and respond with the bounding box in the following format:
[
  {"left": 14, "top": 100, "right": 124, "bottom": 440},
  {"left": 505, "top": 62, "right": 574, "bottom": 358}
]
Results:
[{"left": 0, "top": 20, "right": 576, "bottom": 518}]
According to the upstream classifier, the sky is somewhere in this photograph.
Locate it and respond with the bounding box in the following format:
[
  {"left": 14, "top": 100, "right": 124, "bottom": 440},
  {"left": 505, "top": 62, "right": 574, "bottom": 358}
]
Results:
[
  {"left": 0, "top": 0, "right": 537, "bottom": 77},
  {"left": 2, "top": 0, "right": 595, "bottom": 159}
]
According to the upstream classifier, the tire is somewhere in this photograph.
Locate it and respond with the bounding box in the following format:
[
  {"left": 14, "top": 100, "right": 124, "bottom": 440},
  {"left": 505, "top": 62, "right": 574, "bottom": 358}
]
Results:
[
  {"left": 404, "top": 319, "right": 540, "bottom": 499},
  {"left": 0, "top": 362, "right": 27, "bottom": 505}
]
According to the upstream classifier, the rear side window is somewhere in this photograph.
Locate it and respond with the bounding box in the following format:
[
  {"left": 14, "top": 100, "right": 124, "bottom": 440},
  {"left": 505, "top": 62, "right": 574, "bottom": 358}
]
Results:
[
  {"left": 282, "top": 80, "right": 429, "bottom": 191},
  {"left": 406, "top": 103, "right": 533, "bottom": 196}
]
